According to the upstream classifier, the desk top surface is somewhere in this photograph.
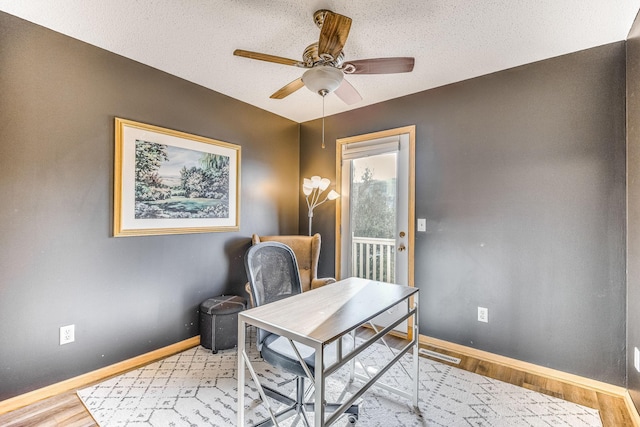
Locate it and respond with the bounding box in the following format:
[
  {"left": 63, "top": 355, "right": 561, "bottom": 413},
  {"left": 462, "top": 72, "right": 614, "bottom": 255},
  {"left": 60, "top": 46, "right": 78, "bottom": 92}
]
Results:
[{"left": 240, "top": 277, "right": 418, "bottom": 346}]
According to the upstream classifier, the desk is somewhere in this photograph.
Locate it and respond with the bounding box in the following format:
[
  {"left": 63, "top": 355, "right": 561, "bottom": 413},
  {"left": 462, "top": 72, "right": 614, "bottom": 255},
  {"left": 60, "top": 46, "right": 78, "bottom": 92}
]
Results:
[{"left": 237, "top": 277, "right": 419, "bottom": 426}]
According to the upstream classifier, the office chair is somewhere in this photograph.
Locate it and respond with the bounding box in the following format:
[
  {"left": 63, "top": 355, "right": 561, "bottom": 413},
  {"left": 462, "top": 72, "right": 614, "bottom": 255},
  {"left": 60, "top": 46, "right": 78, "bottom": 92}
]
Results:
[
  {"left": 244, "top": 241, "right": 359, "bottom": 427},
  {"left": 251, "top": 234, "right": 336, "bottom": 291},
  {"left": 245, "top": 233, "right": 336, "bottom": 308}
]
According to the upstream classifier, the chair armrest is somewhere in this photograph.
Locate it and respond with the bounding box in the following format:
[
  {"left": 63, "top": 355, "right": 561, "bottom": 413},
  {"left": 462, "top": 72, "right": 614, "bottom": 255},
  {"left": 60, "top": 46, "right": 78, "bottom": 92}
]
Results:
[
  {"left": 245, "top": 282, "right": 255, "bottom": 308},
  {"left": 311, "top": 277, "right": 337, "bottom": 290}
]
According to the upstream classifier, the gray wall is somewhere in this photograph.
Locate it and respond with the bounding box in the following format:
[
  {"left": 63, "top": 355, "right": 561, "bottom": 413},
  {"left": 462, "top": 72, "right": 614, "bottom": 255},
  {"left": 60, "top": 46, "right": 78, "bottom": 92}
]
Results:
[
  {"left": 300, "top": 43, "right": 627, "bottom": 385},
  {"left": 0, "top": 12, "right": 299, "bottom": 400},
  {"left": 627, "top": 10, "right": 640, "bottom": 410}
]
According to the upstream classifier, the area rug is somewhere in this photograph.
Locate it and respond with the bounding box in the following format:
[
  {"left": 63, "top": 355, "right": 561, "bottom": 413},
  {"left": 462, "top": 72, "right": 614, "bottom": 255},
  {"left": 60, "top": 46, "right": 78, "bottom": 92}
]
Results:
[{"left": 78, "top": 332, "right": 602, "bottom": 427}]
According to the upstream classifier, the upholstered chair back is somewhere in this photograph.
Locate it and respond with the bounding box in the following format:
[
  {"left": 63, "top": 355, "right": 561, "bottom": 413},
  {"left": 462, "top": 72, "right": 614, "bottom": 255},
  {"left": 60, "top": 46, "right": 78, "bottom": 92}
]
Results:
[{"left": 253, "top": 233, "right": 333, "bottom": 292}]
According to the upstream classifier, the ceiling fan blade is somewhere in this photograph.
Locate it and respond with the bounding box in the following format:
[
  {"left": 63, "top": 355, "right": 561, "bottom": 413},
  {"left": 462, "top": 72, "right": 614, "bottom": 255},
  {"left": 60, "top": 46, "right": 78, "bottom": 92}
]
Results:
[
  {"left": 343, "top": 57, "right": 415, "bottom": 74},
  {"left": 334, "top": 78, "right": 362, "bottom": 105},
  {"left": 233, "top": 49, "right": 300, "bottom": 67},
  {"left": 318, "top": 11, "right": 352, "bottom": 60},
  {"left": 270, "top": 78, "right": 305, "bottom": 99}
]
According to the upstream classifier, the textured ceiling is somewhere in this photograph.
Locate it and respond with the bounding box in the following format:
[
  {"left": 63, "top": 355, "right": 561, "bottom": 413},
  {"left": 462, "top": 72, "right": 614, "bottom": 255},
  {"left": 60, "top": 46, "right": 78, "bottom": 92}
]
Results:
[{"left": 1, "top": 1, "right": 639, "bottom": 123}]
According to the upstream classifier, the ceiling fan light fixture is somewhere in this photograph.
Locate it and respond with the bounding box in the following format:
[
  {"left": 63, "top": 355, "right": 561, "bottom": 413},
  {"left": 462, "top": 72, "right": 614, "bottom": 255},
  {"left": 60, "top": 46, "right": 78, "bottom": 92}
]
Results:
[{"left": 302, "top": 66, "right": 344, "bottom": 95}]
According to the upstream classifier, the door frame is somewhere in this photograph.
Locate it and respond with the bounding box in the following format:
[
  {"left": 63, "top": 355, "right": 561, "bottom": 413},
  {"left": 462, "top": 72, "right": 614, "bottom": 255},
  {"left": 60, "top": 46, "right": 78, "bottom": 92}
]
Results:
[{"left": 335, "top": 125, "right": 416, "bottom": 288}]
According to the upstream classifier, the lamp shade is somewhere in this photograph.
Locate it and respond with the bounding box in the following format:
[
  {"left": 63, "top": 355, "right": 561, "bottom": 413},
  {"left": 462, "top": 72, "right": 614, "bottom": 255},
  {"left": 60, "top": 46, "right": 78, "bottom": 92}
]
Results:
[
  {"left": 319, "top": 178, "right": 330, "bottom": 191},
  {"left": 310, "top": 176, "right": 322, "bottom": 188},
  {"left": 302, "top": 66, "right": 344, "bottom": 95}
]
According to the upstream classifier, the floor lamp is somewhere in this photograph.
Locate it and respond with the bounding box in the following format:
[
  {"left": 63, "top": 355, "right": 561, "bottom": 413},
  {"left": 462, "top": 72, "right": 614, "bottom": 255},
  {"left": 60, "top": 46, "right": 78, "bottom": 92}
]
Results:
[{"left": 303, "top": 176, "right": 339, "bottom": 236}]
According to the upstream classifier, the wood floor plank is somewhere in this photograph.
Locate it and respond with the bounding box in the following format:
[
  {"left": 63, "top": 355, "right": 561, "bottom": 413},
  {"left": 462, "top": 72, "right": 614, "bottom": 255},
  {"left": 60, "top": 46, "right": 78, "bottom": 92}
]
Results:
[
  {"left": 561, "top": 382, "right": 600, "bottom": 409},
  {"left": 522, "top": 372, "right": 567, "bottom": 399},
  {"left": 597, "top": 392, "right": 635, "bottom": 427},
  {"left": 57, "top": 411, "right": 97, "bottom": 427},
  {"left": 458, "top": 354, "right": 481, "bottom": 373},
  {"left": 0, "top": 395, "right": 68, "bottom": 425}
]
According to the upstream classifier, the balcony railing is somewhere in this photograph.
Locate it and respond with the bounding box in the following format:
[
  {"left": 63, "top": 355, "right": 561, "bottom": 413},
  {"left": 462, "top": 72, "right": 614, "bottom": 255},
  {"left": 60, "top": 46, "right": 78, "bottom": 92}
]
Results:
[{"left": 351, "top": 236, "right": 396, "bottom": 283}]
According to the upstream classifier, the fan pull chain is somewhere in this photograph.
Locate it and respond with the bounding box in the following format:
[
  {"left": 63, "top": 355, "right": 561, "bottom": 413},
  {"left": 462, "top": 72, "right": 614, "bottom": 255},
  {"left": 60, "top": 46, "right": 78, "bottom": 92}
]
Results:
[{"left": 321, "top": 93, "right": 326, "bottom": 149}]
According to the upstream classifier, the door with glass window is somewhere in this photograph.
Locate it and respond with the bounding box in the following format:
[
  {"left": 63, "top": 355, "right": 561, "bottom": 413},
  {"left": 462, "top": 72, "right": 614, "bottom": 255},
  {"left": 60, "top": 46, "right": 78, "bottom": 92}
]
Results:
[{"left": 336, "top": 126, "right": 415, "bottom": 334}]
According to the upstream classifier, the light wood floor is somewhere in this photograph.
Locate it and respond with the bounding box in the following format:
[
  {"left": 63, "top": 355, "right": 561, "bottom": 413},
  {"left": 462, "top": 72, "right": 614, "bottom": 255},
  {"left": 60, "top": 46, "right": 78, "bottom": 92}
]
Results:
[
  {"left": 0, "top": 335, "right": 634, "bottom": 426},
  {"left": 418, "top": 342, "right": 635, "bottom": 427}
]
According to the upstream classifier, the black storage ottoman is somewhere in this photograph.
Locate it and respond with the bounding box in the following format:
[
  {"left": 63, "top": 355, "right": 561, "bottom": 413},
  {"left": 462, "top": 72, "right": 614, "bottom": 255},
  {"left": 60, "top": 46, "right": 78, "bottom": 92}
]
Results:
[{"left": 199, "top": 295, "right": 246, "bottom": 353}]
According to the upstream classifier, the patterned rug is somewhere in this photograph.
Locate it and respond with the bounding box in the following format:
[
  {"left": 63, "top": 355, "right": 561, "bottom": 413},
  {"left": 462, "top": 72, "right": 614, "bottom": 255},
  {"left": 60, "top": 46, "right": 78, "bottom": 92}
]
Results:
[{"left": 77, "top": 331, "right": 602, "bottom": 426}]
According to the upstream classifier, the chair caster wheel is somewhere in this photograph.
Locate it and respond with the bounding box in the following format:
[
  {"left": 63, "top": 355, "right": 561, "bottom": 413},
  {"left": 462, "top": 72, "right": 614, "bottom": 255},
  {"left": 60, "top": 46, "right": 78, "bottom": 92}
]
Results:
[{"left": 346, "top": 415, "right": 358, "bottom": 425}]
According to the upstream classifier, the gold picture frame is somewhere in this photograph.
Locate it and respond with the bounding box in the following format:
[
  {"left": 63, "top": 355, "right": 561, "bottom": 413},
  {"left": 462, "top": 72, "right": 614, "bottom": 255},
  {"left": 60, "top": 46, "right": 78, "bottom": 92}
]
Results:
[{"left": 114, "top": 118, "right": 241, "bottom": 236}]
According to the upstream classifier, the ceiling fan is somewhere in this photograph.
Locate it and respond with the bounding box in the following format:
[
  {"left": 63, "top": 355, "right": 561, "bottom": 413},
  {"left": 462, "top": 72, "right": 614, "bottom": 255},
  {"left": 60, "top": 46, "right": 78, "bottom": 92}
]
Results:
[{"left": 233, "top": 9, "right": 415, "bottom": 105}]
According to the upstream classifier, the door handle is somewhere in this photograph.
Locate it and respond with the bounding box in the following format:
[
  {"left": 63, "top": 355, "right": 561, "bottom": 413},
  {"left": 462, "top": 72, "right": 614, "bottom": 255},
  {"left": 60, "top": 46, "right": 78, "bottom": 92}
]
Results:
[{"left": 398, "top": 244, "right": 406, "bottom": 252}]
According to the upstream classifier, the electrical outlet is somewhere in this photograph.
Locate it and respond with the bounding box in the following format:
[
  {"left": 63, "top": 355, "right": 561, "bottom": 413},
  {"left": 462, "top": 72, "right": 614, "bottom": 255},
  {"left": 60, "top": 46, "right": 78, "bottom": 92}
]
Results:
[
  {"left": 60, "top": 324, "right": 75, "bottom": 345},
  {"left": 635, "top": 347, "right": 640, "bottom": 372},
  {"left": 478, "top": 307, "right": 488, "bottom": 323}
]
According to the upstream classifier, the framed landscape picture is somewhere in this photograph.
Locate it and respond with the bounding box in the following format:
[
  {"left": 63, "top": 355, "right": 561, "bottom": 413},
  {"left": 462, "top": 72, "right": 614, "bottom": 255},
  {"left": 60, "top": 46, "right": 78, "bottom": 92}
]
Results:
[{"left": 113, "top": 118, "right": 241, "bottom": 236}]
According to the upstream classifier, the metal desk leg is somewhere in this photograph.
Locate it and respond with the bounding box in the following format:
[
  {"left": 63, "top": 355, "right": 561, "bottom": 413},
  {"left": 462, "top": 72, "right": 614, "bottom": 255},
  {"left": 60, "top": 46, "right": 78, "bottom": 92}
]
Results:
[
  {"left": 314, "top": 344, "right": 325, "bottom": 427},
  {"left": 237, "top": 319, "right": 246, "bottom": 426},
  {"left": 412, "top": 293, "right": 420, "bottom": 407},
  {"left": 350, "top": 330, "right": 356, "bottom": 382}
]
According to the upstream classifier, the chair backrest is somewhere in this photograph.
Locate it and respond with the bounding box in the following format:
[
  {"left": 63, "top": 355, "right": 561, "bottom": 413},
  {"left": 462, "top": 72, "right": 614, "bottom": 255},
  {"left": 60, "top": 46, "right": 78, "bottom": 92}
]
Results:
[
  {"left": 244, "top": 242, "right": 303, "bottom": 346},
  {"left": 252, "top": 234, "right": 321, "bottom": 292}
]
